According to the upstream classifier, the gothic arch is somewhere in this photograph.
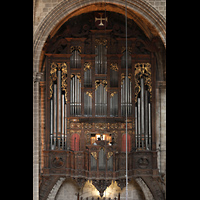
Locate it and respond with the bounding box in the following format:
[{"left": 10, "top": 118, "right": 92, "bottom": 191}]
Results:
[
  {"left": 43, "top": 177, "right": 157, "bottom": 200},
  {"left": 135, "top": 177, "right": 154, "bottom": 200},
  {"left": 33, "top": 0, "right": 166, "bottom": 74},
  {"left": 34, "top": 1, "right": 166, "bottom": 199}
]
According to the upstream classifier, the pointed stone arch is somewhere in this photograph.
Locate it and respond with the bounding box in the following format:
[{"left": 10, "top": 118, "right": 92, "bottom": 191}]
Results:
[{"left": 33, "top": 0, "right": 166, "bottom": 73}]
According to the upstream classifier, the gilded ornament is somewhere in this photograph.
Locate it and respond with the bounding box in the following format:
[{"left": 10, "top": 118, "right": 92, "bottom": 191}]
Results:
[
  {"left": 134, "top": 63, "right": 152, "bottom": 103},
  {"left": 110, "top": 63, "right": 118, "bottom": 71},
  {"left": 70, "top": 46, "right": 81, "bottom": 53},
  {"left": 84, "top": 62, "right": 92, "bottom": 71},
  {"left": 110, "top": 91, "right": 117, "bottom": 97},
  {"left": 107, "top": 152, "right": 113, "bottom": 159},
  {"left": 121, "top": 46, "right": 132, "bottom": 53},
  {"left": 95, "top": 38, "right": 107, "bottom": 48},
  {"left": 95, "top": 80, "right": 107, "bottom": 91},
  {"left": 91, "top": 152, "right": 97, "bottom": 160},
  {"left": 121, "top": 73, "right": 132, "bottom": 85},
  {"left": 71, "top": 73, "right": 81, "bottom": 82},
  {"left": 86, "top": 91, "right": 93, "bottom": 98},
  {"left": 50, "top": 62, "right": 68, "bottom": 101}
]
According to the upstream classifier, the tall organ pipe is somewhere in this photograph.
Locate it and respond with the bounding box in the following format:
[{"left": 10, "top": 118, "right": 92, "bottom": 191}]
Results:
[
  {"left": 141, "top": 78, "right": 144, "bottom": 149},
  {"left": 53, "top": 83, "right": 57, "bottom": 149},
  {"left": 57, "top": 70, "right": 61, "bottom": 133},
  {"left": 62, "top": 94, "right": 65, "bottom": 149},
  {"left": 138, "top": 98, "right": 141, "bottom": 148},
  {"left": 65, "top": 103, "right": 67, "bottom": 150},
  {"left": 50, "top": 99, "right": 53, "bottom": 150},
  {"left": 57, "top": 70, "right": 62, "bottom": 149},
  {"left": 145, "top": 90, "right": 148, "bottom": 149}
]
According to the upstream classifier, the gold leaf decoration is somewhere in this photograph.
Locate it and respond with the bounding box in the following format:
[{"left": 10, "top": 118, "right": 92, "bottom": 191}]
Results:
[{"left": 134, "top": 63, "right": 152, "bottom": 103}]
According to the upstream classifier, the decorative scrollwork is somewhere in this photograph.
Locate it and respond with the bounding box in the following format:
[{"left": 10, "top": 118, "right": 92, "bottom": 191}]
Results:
[
  {"left": 110, "top": 91, "right": 117, "bottom": 97},
  {"left": 95, "top": 38, "right": 107, "bottom": 48},
  {"left": 70, "top": 46, "right": 81, "bottom": 53},
  {"left": 121, "top": 46, "right": 132, "bottom": 53},
  {"left": 121, "top": 73, "right": 132, "bottom": 85},
  {"left": 91, "top": 152, "right": 97, "bottom": 160},
  {"left": 110, "top": 63, "right": 118, "bottom": 71},
  {"left": 107, "top": 152, "right": 113, "bottom": 159},
  {"left": 50, "top": 62, "right": 68, "bottom": 101},
  {"left": 71, "top": 73, "right": 81, "bottom": 82},
  {"left": 95, "top": 80, "right": 107, "bottom": 91},
  {"left": 86, "top": 91, "right": 92, "bottom": 98},
  {"left": 61, "top": 63, "right": 68, "bottom": 102},
  {"left": 135, "top": 63, "right": 152, "bottom": 103},
  {"left": 84, "top": 62, "right": 92, "bottom": 71}
]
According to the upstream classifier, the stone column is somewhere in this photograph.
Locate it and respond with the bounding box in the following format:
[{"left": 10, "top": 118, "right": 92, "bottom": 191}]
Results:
[{"left": 33, "top": 72, "right": 43, "bottom": 200}]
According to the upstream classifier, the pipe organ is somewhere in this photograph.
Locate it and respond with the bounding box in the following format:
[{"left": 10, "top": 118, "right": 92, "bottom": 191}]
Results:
[
  {"left": 41, "top": 11, "right": 164, "bottom": 200},
  {"left": 50, "top": 62, "right": 68, "bottom": 150},
  {"left": 134, "top": 63, "right": 152, "bottom": 150}
]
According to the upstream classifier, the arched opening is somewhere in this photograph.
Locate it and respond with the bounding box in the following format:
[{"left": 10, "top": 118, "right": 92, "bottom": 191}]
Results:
[{"left": 34, "top": 1, "right": 166, "bottom": 200}]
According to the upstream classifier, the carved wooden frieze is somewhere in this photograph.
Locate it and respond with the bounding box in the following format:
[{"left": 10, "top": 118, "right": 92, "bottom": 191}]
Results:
[
  {"left": 133, "top": 152, "right": 152, "bottom": 169},
  {"left": 51, "top": 157, "right": 64, "bottom": 168}
]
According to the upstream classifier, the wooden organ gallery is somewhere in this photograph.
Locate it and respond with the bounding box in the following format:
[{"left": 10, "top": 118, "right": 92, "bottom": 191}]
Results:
[{"left": 40, "top": 11, "right": 165, "bottom": 200}]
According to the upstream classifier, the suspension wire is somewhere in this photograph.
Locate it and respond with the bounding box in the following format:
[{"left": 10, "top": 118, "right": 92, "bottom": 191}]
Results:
[{"left": 125, "top": 0, "right": 128, "bottom": 200}]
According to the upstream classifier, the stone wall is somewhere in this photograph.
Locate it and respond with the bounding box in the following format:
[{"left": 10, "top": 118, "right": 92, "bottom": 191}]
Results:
[{"left": 33, "top": 0, "right": 166, "bottom": 34}]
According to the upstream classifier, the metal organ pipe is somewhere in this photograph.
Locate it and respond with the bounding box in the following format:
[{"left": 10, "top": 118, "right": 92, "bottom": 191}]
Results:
[
  {"left": 53, "top": 83, "right": 57, "bottom": 149},
  {"left": 135, "top": 80, "right": 152, "bottom": 150},
  {"left": 65, "top": 103, "right": 67, "bottom": 150},
  {"left": 50, "top": 66, "right": 67, "bottom": 150},
  {"left": 141, "top": 78, "right": 144, "bottom": 149},
  {"left": 145, "top": 90, "right": 148, "bottom": 149},
  {"left": 135, "top": 107, "right": 138, "bottom": 149},
  {"left": 50, "top": 99, "right": 53, "bottom": 150},
  {"left": 138, "top": 98, "right": 141, "bottom": 149},
  {"left": 62, "top": 94, "right": 65, "bottom": 149},
  {"left": 57, "top": 70, "right": 62, "bottom": 149},
  {"left": 149, "top": 103, "right": 152, "bottom": 150}
]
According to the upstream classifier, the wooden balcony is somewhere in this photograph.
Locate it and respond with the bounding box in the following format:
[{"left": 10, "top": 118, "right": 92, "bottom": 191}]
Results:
[{"left": 42, "top": 139, "right": 159, "bottom": 178}]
